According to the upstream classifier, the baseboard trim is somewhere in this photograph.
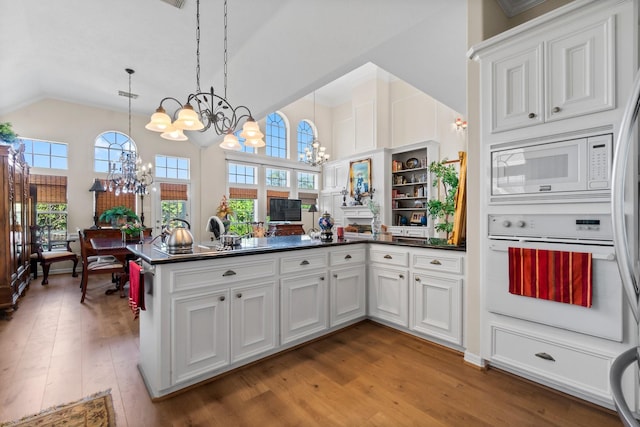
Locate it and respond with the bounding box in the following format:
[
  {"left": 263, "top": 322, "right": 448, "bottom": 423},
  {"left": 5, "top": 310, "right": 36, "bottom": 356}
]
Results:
[{"left": 463, "top": 351, "right": 487, "bottom": 370}]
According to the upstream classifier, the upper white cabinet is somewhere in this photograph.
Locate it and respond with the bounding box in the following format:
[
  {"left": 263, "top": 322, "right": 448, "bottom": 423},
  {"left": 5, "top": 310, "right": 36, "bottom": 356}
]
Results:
[{"left": 480, "top": 8, "right": 614, "bottom": 133}]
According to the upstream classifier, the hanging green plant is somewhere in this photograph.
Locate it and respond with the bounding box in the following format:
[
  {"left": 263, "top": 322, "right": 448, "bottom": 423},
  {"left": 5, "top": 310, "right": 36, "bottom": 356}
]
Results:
[
  {"left": 426, "top": 160, "right": 459, "bottom": 240},
  {"left": 0, "top": 122, "right": 17, "bottom": 144}
]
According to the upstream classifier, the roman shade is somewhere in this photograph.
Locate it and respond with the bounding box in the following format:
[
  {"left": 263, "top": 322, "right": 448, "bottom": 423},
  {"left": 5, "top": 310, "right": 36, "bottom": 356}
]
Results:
[
  {"left": 229, "top": 187, "right": 258, "bottom": 199},
  {"left": 160, "top": 183, "right": 188, "bottom": 201},
  {"left": 96, "top": 179, "right": 135, "bottom": 220},
  {"left": 30, "top": 174, "right": 67, "bottom": 204}
]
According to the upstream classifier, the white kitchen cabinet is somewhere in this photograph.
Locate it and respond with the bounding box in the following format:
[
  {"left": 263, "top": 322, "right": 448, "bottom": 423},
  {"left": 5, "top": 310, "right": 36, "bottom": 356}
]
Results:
[
  {"left": 322, "top": 160, "right": 348, "bottom": 192},
  {"left": 281, "top": 272, "right": 328, "bottom": 344},
  {"left": 329, "top": 247, "right": 367, "bottom": 327},
  {"left": 482, "top": 9, "right": 614, "bottom": 133},
  {"left": 172, "top": 289, "right": 230, "bottom": 385},
  {"left": 368, "top": 265, "right": 409, "bottom": 327},
  {"left": 411, "top": 273, "right": 462, "bottom": 346},
  {"left": 230, "top": 281, "right": 277, "bottom": 364}
]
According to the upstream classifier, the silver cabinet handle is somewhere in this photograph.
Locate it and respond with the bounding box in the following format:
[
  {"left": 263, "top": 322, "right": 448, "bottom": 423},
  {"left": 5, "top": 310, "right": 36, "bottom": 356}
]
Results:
[
  {"left": 430, "top": 259, "right": 442, "bottom": 265},
  {"left": 535, "top": 352, "right": 555, "bottom": 362},
  {"left": 384, "top": 254, "right": 392, "bottom": 259},
  {"left": 300, "top": 260, "right": 310, "bottom": 265},
  {"left": 528, "top": 112, "right": 536, "bottom": 119},
  {"left": 552, "top": 106, "right": 561, "bottom": 113},
  {"left": 222, "top": 270, "right": 236, "bottom": 277},
  {"left": 344, "top": 254, "right": 352, "bottom": 259},
  {"left": 399, "top": 274, "right": 404, "bottom": 279},
  {"left": 236, "top": 293, "right": 242, "bottom": 298},
  {"left": 219, "top": 295, "right": 226, "bottom": 302}
]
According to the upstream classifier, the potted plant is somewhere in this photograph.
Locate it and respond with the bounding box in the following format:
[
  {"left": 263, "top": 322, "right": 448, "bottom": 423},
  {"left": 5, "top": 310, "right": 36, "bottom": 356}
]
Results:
[
  {"left": 99, "top": 206, "right": 139, "bottom": 227},
  {"left": 0, "top": 122, "right": 17, "bottom": 144},
  {"left": 426, "top": 159, "right": 459, "bottom": 241}
]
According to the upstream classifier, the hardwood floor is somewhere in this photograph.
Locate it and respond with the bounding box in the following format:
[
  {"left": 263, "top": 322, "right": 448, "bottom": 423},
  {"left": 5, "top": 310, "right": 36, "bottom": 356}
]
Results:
[{"left": 0, "top": 273, "right": 623, "bottom": 426}]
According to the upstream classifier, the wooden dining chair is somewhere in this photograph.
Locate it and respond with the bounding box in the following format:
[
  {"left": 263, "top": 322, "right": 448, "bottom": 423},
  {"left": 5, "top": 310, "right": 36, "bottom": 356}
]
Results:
[
  {"left": 29, "top": 225, "right": 79, "bottom": 285},
  {"left": 78, "top": 229, "right": 126, "bottom": 303}
]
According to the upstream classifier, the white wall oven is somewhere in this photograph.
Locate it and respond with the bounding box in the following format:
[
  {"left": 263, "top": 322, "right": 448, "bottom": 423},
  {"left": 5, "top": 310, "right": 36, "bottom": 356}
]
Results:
[
  {"left": 491, "top": 133, "right": 612, "bottom": 203},
  {"left": 486, "top": 213, "right": 622, "bottom": 342}
]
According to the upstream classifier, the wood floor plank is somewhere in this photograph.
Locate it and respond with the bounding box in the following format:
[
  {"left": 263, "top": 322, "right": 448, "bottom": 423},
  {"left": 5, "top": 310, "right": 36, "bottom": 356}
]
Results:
[{"left": 0, "top": 273, "right": 624, "bottom": 426}]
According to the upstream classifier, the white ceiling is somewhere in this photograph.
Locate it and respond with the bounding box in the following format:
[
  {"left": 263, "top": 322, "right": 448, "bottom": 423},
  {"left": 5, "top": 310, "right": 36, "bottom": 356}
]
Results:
[{"left": 0, "top": 0, "right": 469, "bottom": 146}]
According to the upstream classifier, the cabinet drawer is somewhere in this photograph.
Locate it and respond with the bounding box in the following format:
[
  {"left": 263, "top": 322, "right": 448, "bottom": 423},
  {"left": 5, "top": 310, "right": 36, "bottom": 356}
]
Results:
[
  {"left": 171, "top": 259, "right": 276, "bottom": 292},
  {"left": 280, "top": 251, "right": 327, "bottom": 275},
  {"left": 412, "top": 251, "right": 463, "bottom": 275},
  {"left": 491, "top": 325, "right": 613, "bottom": 398},
  {"left": 330, "top": 247, "right": 366, "bottom": 267},
  {"left": 369, "top": 247, "right": 408, "bottom": 267},
  {"left": 404, "top": 227, "right": 428, "bottom": 238}
]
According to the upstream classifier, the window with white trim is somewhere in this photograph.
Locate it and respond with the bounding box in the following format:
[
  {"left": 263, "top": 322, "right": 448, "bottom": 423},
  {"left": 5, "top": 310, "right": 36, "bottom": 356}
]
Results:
[
  {"left": 265, "top": 112, "right": 287, "bottom": 159},
  {"left": 266, "top": 168, "right": 289, "bottom": 187},
  {"left": 94, "top": 131, "right": 136, "bottom": 173},
  {"left": 15, "top": 138, "right": 68, "bottom": 170},
  {"left": 155, "top": 155, "right": 190, "bottom": 180},
  {"left": 297, "top": 120, "right": 315, "bottom": 162}
]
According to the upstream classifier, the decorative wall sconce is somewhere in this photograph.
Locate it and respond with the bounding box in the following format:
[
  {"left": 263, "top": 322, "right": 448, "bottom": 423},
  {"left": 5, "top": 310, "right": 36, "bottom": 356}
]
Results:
[{"left": 455, "top": 117, "right": 468, "bottom": 130}]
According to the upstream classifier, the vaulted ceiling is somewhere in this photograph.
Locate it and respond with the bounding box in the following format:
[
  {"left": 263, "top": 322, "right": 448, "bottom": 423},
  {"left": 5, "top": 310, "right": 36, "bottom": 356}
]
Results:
[{"left": 1, "top": 0, "right": 470, "bottom": 146}]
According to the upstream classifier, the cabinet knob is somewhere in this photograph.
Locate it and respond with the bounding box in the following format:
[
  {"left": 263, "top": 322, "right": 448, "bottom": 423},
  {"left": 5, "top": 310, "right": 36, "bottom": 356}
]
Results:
[
  {"left": 384, "top": 254, "right": 393, "bottom": 259},
  {"left": 236, "top": 293, "right": 242, "bottom": 298},
  {"left": 344, "top": 254, "right": 352, "bottom": 259},
  {"left": 430, "top": 259, "right": 442, "bottom": 265},
  {"left": 528, "top": 112, "right": 536, "bottom": 119},
  {"left": 552, "top": 106, "right": 561, "bottom": 113},
  {"left": 535, "top": 352, "right": 555, "bottom": 361},
  {"left": 300, "top": 260, "right": 310, "bottom": 266},
  {"left": 320, "top": 276, "right": 325, "bottom": 281},
  {"left": 222, "top": 270, "right": 236, "bottom": 277},
  {"left": 399, "top": 274, "right": 404, "bottom": 279},
  {"left": 415, "top": 277, "right": 421, "bottom": 282},
  {"left": 333, "top": 274, "right": 338, "bottom": 278},
  {"left": 219, "top": 296, "right": 226, "bottom": 302}
]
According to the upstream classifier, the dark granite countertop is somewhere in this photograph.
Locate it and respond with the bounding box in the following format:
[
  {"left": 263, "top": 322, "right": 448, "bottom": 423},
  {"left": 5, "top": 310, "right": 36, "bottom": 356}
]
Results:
[{"left": 127, "top": 235, "right": 465, "bottom": 265}]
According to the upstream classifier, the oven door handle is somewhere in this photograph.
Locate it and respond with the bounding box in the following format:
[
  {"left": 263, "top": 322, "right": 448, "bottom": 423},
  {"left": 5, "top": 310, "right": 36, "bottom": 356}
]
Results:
[
  {"left": 488, "top": 243, "right": 615, "bottom": 261},
  {"left": 612, "top": 68, "right": 640, "bottom": 323}
]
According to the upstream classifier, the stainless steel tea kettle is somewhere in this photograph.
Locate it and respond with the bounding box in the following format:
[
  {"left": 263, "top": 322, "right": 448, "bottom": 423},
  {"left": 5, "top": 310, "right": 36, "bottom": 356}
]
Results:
[{"left": 162, "top": 218, "right": 194, "bottom": 254}]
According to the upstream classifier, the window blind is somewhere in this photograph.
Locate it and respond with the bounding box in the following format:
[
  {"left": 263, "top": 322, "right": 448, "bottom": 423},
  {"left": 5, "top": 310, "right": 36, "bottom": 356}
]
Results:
[
  {"left": 229, "top": 187, "right": 258, "bottom": 199},
  {"left": 30, "top": 174, "right": 67, "bottom": 204},
  {"left": 160, "top": 183, "right": 188, "bottom": 201},
  {"left": 96, "top": 179, "right": 135, "bottom": 222}
]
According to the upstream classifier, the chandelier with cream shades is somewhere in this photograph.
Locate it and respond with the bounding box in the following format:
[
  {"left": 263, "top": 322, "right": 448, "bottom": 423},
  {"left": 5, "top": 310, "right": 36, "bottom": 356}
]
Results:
[{"left": 145, "top": 0, "right": 264, "bottom": 149}]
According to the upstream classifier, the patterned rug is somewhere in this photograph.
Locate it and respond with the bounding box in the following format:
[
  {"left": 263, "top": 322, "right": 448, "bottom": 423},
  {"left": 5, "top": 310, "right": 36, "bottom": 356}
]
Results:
[{"left": 0, "top": 389, "right": 115, "bottom": 427}]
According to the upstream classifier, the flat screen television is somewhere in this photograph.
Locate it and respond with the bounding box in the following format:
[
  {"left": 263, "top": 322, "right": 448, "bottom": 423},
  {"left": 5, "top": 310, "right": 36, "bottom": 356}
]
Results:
[{"left": 269, "top": 198, "right": 302, "bottom": 222}]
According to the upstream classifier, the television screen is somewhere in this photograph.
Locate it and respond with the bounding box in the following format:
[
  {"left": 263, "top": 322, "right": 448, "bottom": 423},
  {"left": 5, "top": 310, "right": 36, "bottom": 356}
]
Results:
[{"left": 269, "top": 198, "right": 302, "bottom": 222}]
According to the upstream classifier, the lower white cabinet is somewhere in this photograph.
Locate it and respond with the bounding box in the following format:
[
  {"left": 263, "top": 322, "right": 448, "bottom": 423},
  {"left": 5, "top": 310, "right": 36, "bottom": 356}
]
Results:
[
  {"left": 368, "top": 265, "right": 409, "bottom": 327},
  {"left": 411, "top": 273, "right": 462, "bottom": 345},
  {"left": 172, "top": 289, "right": 230, "bottom": 384},
  {"left": 281, "top": 272, "right": 328, "bottom": 344},
  {"left": 230, "top": 281, "right": 277, "bottom": 364},
  {"left": 330, "top": 265, "right": 366, "bottom": 327}
]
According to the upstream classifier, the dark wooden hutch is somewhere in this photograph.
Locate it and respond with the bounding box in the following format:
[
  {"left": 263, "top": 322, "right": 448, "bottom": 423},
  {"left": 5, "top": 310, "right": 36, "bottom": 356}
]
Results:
[{"left": 0, "top": 144, "right": 31, "bottom": 315}]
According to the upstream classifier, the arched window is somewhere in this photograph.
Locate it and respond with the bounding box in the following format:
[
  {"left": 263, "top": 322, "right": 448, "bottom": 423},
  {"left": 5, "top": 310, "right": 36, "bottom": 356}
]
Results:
[
  {"left": 297, "top": 120, "right": 315, "bottom": 161},
  {"left": 94, "top": 131, "right": 137, "bottom": 173},
  {"left": 265, "top": 112, "right": 287, "bottom": 159}
]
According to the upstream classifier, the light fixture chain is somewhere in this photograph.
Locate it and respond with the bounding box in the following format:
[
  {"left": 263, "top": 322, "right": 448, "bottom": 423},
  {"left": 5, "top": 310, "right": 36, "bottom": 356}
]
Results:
[
  {"left": 223, "top": 0, "right": 228, "bottom": 100},
  {"left": 128, "top": 71, "right": 132, "bottom": 139},
  {"left": 195, "top": 0, "right": 202, "bottom": 92}
]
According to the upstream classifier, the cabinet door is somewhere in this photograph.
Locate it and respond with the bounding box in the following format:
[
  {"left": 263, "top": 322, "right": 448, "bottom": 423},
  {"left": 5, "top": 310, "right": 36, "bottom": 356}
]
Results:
[
  {"left": 330, "top": 265, "right": 366, "bottom": 327},
  {"left": 368, "top": 266, "right": 408, "bottom": 327},
  {"left": 172, "top": 290, "right": 229, "bottom": 384},
  {"left": 545, "top": 16, "right": 613, "bottom": 122},
  {"left": 230, "top": 281, "right": 277, "bottom": 363},
  {"left": 281, "top": 272, "right": 328, "bottom": 344},
  {"left": 411, "top": 273, "right": 462, "bottom": 346},
  {"left": 491, "top": 44, "right": 543, "bottom": 132}
]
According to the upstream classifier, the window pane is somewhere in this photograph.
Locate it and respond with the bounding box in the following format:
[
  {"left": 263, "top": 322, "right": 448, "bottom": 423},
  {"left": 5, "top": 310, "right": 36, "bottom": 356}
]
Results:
[
  {"left": 50, "top": 157, "right": 68, "bottom": 169},
  {"left": 228, "top": 199, "right": 255, "bottom": 235},
  {"left": 154, "top": 155, "right": 189, "bottom": 180},
  {"left": 94, "top": 131, "right": 137, "bottom": 173},
  {"left": 298, "top": 172, "right": 317, "bottom": 189},
  {"left": 16, "top": 138, "right": 69, "bottom": 170},
  {"left": 266, "top": 112, "right": 287, "bottom": 159},
  {"left": 50, "top": 143, "right": 67, "bottom": 157},
  {"left": 266, "top": 168, "right": 288, "bottom": 187},
  {"left": 228, "top": 163, "right": 256, "bottom": 185},
  {"left": 297, "top": 120, "right": 314, "bottom": 161}
]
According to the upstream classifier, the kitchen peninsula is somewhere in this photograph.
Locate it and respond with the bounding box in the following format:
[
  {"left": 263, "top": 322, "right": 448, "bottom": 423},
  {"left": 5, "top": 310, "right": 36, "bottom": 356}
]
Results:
[{"left": 128, "top": 236, "right": 465, "bottom": 399}]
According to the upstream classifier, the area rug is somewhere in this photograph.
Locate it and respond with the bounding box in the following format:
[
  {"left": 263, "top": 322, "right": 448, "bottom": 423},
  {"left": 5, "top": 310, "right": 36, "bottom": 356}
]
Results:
[{"left": 0, "top": 389, "right": 115, "bottom": 427}]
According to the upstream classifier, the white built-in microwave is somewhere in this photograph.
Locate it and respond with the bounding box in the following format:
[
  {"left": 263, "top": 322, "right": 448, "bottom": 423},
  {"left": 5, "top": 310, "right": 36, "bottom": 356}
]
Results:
[{"left": 490, "top": 133, "right": 612, "bottom": 203}]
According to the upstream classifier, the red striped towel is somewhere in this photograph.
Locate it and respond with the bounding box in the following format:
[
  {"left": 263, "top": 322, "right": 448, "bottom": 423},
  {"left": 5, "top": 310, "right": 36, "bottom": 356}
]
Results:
[
  {"left": 508, "top": 247, "right": 592, "bottom": 308},
  {"left": 128, "top": 262, "right": 145, "bottom": 319}
]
